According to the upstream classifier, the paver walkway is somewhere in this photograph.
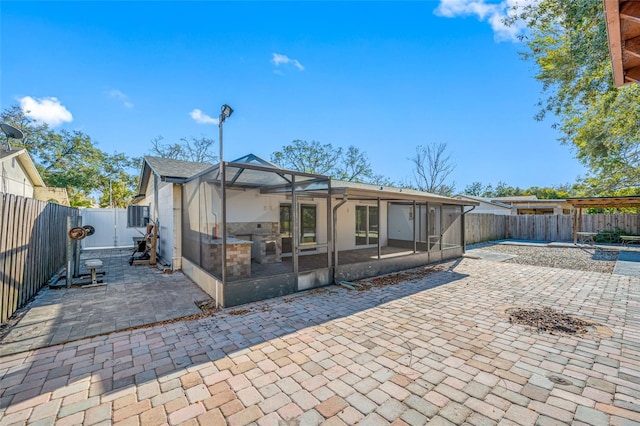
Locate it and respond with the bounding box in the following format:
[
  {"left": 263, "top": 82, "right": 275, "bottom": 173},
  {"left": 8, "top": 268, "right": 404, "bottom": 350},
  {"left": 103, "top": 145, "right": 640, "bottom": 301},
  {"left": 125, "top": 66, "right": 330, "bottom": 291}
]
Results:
[
  {"left": 0, "top": 249, "right": 209, "bottom": 357},
  {"left": 1, "top": 258, "right": 639, "bottom": 425},
  {"left": 614, "top": 251, "right": 640, "bottom": 277}
]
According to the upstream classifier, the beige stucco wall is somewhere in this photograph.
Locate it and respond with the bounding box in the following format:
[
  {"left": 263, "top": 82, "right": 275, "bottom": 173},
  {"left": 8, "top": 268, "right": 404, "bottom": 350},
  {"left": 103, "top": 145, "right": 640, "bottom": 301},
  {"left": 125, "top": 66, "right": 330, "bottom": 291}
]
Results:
[{"left": 34, "top": 187, "right": 70, "bottom": 206}]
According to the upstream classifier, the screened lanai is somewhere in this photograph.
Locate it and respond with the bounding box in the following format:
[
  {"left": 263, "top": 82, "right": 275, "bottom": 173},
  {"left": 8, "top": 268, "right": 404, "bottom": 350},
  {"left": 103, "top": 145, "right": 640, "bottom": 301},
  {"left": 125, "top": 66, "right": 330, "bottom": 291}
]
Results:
[{"left": 180, "top": 154, "right": 477, "bottom": 308}]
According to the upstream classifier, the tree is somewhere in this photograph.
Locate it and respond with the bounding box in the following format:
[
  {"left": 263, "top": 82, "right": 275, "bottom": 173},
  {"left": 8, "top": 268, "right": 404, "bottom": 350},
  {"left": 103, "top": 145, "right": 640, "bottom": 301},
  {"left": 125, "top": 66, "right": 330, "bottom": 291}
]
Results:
[
  {"left": 463, "top": 181, "right": 494, "bottom": 197},
  {"left": 96, "top": 153, "right": 140, "bottom": 208},
  {"left": 271, "top": 140, "right": 342, "bottom": 176},
  {"left": 270, "top": 140, "right": 386, "bottom": 183},
  {"left": 507, "top": 0, "right": 640, "bottom": 195},
  {"left": 408, "top": 143, "right": 455, "bottom": 196},
  {"left": 150, "top": 135, "right": 217, "bottom": 163},
  {"left": 1, "top": 105, "right": 139, "bottom": 207},
  {"left": 463, "top": 180, "right": 577, "bottom": 199}
]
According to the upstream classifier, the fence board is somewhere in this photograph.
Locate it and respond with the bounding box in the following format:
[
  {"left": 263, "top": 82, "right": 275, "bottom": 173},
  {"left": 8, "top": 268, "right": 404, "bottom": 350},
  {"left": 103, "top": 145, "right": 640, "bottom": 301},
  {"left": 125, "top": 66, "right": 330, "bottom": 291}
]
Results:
[
  {"left": 0, "top": 194, "right": 77, "bottom": 323},
  {"left": 0, "top": 194, "right": 10, "bottom": 323},
  {"left": 465, "top": 213, "right": 640, "bottom": 245}
]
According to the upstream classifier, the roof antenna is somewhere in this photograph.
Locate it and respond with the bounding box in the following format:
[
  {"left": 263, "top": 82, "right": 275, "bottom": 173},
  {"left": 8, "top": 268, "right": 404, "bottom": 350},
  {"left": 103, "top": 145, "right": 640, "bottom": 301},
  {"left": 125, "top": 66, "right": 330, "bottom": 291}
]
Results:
[{"left": 0, "top": 123, "right": 24, "bottom": 151}]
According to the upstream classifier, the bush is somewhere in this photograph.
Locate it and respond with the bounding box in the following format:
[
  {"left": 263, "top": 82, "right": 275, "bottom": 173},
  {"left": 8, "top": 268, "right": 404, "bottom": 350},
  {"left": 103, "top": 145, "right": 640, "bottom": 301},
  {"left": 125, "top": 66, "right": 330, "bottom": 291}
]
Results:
[{"left": 594, "top": 228, "right": 634, "bottom": 243}]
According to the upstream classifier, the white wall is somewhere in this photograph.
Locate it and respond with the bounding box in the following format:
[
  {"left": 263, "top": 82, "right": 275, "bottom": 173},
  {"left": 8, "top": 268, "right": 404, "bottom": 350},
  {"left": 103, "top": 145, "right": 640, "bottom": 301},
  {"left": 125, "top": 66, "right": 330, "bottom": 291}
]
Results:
[
  {"left": 224, "top": 189, "right": 281, "bottom": 223},
  {"left": 134, "top": 173, "right": 178, "bottom": 267},
  {"left": 470, "top": 203, "right": 512, "bottom": 215},
  {"left": 333, "top": 200, "right": 388, "bottom": 251},
  {"left": 388, "top": 204, "right": 412, "bottom": 241},
  {"left": 224, "top": 189, "right": 330, "bottom": 249},
  {"left": 1, "top": 156, "right": 35, "bottom": 198},
  {"left": 80, "top": 208, "right": 145, "bottom": 249},
  {"left": 157, "top": 182, "right": 175, "bottom": 266}
]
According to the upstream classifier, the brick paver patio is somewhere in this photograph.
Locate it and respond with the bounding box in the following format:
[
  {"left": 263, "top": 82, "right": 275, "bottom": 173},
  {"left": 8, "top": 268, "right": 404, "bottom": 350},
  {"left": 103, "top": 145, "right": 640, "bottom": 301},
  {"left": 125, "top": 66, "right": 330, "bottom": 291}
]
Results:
[
  {"left": 0, "top": 249, "right": 210, "bottom": 357},
  {"left": 1, "top": 257, "right": 639, "bottom": 425}
]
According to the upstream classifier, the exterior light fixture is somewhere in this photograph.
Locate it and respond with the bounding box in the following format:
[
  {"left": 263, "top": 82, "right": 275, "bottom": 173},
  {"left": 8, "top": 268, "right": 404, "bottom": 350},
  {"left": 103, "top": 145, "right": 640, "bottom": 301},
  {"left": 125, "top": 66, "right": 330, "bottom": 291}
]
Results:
[
  {"left": 219, "top": 104, "right": 233, "bottom": 304},
  {"left": 220, "top": 104, "right": 233, "bottom": 123}
]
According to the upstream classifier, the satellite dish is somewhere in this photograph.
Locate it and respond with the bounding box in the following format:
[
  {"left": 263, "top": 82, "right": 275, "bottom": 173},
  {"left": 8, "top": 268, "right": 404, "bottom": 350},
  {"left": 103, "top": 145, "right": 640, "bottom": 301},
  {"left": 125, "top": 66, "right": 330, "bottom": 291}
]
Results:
[{"left": 0, "top": 123, "right": 24, "bottom": 150}]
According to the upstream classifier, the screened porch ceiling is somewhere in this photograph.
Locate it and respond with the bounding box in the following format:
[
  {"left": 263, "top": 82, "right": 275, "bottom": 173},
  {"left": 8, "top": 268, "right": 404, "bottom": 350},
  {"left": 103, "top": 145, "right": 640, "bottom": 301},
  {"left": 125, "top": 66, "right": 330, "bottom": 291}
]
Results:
[{"left": 204, "top": 153, "right": 477, "bottom": 206}]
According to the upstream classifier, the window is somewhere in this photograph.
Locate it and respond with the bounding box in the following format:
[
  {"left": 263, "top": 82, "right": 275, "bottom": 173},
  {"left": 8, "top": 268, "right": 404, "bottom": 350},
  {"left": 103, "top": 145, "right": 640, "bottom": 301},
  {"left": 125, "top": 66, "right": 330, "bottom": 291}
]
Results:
[
  {"left": 355, "top": 205, "right": 379, "bottom": 246},
  {"left": 280, "top": 204, "right": 317, "bottom": 253},
  {"left": 301, "top": 205, "right": 317, "bottom": 244}
]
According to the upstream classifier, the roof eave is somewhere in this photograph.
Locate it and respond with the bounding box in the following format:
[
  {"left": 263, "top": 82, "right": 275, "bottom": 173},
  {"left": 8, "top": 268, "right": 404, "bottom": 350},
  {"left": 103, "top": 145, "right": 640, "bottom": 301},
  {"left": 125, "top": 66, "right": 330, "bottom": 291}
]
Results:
[{"left": 604, "top": 0, "right": 626, "bottom": 87}]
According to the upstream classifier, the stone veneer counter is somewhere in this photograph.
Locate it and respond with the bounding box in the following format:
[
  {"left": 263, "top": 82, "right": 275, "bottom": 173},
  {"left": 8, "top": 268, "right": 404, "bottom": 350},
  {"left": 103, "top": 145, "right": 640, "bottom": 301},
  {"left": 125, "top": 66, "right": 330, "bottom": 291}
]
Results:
[{"left": 202, "top": 237, "right": 252, "bottom": 280}]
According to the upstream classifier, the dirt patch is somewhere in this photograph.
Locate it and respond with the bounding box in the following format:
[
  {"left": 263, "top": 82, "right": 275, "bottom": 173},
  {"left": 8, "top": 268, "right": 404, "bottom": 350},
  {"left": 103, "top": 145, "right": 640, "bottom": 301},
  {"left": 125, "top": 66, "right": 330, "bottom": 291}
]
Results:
[
  {"left": 506, "top": 307, "right": 594, "bottom": 335},
  {"left": 354, "top": 264, "right": 447, "bottom": 290}
]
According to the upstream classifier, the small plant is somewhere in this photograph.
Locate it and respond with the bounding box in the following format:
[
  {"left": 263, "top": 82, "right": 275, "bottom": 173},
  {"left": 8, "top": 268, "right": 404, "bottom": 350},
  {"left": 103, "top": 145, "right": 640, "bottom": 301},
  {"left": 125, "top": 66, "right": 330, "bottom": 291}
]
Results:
[{"left": 594, "top": 228, "right": 636, "bottom": 244}]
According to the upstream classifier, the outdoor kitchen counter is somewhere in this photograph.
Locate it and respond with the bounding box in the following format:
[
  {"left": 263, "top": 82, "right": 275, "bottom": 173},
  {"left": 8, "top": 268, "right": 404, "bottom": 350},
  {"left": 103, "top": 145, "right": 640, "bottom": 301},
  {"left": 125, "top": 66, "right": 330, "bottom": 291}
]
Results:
[
  {"left": 204, "top": 237, "right": 253, "bottom": 245},
  {"left": 202, "top": 237, "right": 252, "bottom": 280}
]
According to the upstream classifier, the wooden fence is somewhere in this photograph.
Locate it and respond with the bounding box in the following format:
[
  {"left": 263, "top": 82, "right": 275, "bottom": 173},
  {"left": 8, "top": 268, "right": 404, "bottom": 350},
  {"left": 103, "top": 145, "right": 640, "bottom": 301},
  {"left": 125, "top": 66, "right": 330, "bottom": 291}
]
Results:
[
  {"left": 465, "top": 213, "right": 640, "bottom": 245},
  {"left": 1, "top": 193, "right": 78, "bottom": 323}
]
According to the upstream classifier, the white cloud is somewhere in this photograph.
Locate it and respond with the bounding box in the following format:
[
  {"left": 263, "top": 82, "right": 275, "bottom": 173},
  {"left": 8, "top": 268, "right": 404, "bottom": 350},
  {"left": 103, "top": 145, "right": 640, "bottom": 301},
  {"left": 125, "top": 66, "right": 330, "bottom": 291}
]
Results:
[
  {"left": 107, "top": 89, "right": 134, "bottom": 108},
  {"left": 190, "top": 109, "right": 218, "bottom": 124},
  {"left": 272, "top": 53, "right": 305, "bottom": 71},
  {"left": 19, "top": 96, "right": 73, "bottom": 127},
  {"left": 434, "top": 0, "right": 534, "bottom": 42}
]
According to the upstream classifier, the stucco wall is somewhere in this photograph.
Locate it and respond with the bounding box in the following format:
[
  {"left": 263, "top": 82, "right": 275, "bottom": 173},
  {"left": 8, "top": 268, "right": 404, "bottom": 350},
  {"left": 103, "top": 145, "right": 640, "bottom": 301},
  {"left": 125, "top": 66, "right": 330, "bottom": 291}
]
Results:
[
  {"left": 469, "top": 204, "right": 513, "bottom": 215},
  {"left": 1, "top": 157, "right": 35, "bottom": 198},
  {"left": 333, "top": 200, "right": 388, "bottom": 252},
  {"left": 157, "top": 182, "right": 174, "bottom": 266},
  {"left": 220, "top": 189, "right": 330, "bottom": 251}
]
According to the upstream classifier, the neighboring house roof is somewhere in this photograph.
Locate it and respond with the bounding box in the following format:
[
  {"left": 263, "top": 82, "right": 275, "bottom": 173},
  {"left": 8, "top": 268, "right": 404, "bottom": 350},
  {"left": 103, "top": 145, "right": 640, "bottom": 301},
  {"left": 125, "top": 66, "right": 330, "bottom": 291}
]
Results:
[
  {"left": 136, "top": 156, "right": 213, "bottom": 197},
  {"left": 489, "top": 195, "right": 539, "bottom": 202},
  {"left": 453, "top": 194, "right": 513, "bottom": 210},
  {"left": 0, "top": 148, "right": 45, "bottom": 187},
  {"left": 604, "top": 0, "right": 640, "bottom": 86}
]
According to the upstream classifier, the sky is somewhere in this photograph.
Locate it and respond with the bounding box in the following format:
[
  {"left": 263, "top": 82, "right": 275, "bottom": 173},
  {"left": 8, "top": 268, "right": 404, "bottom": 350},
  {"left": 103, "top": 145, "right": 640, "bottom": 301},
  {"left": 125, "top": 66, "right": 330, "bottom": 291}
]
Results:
[{"left": 1, "top": 0, "right": 588, "bottom": 192}]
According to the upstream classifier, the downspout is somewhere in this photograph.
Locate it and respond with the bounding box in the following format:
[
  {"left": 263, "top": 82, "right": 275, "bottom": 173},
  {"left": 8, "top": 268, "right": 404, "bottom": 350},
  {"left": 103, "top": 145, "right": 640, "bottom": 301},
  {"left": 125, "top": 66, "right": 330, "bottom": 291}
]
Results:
[
  {"left": 332, "top": 194, "right": 348, "bottom": 284},
  {"left": 461, "top": 205, "right": 476, "bottom": 253}
]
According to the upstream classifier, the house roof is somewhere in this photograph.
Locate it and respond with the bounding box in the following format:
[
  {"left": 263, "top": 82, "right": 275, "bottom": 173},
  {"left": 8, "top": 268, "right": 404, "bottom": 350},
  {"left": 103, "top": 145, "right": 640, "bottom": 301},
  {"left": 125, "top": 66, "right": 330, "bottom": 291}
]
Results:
[
  {"left": 144, "top": 156, "right": 212, "bottom": 179},
  {"left": 136, "top": 156, "right": 213, "bottom": 197},
  {"left": 330, "top": 181, "right": 477, "bottom": 206},
  {"left": 486, "top": 195, "right": 569, "bottom": 205},
  {"left": 0, "top": 148, "right": 45, "bottom": 187},
  {"left": 226, "top": 154, "right": 477, "bottom": 205},
  {"left": 453, "top": 194, "right": 513, "bottom": 210},
  {"left": 489, "top": 195, "right": 539, "bottom": 202},
  {"left": 167, "top": 152, "right": 478, "bottom": 207},
  {"left": 604, "top": 0, "right": 640, "bottom": 86}
]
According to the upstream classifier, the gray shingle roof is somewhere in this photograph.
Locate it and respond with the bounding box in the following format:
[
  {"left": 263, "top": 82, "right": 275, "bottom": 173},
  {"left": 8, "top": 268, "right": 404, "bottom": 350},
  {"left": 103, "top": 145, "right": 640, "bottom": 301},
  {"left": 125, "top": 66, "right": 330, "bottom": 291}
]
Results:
[{"left": 144, "top": 156, "right": 212, "bottom": 179}]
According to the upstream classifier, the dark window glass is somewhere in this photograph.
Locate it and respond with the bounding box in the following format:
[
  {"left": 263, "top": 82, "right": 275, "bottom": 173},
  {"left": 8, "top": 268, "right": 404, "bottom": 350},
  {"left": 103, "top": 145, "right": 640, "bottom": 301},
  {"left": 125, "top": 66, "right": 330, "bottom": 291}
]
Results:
[{"left": 356, "top": 205, "right": 378, "bottom": 245}]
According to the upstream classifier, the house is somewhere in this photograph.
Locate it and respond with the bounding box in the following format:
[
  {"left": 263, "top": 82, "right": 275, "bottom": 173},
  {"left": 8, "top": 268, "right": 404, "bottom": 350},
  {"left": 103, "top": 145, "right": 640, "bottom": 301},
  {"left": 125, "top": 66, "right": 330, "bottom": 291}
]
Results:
[
  {"left": 454, "top": 194, "right": 572, "bottom": 215},
  {"left": 454, "top": 195, "right": 514, "bottom": 215},
  {"left": 133, "top": 156, "right": 213, "bottom": 268},
  {"left": 488, "top": 196, "right": 573, "bottom": 215},
  {"left": 0, "top": 148, "right": 70, "bottom": 205},
  {"left": 133, "top": 154, "right": 478, "bottom": 307}
]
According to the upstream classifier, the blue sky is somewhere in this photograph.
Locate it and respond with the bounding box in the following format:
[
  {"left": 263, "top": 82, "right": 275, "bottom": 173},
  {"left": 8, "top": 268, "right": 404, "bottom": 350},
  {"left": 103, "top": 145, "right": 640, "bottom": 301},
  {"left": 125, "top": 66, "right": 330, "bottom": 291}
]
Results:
[{"left": 1, "top": 1, "right": 587, "bottom": 192}]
